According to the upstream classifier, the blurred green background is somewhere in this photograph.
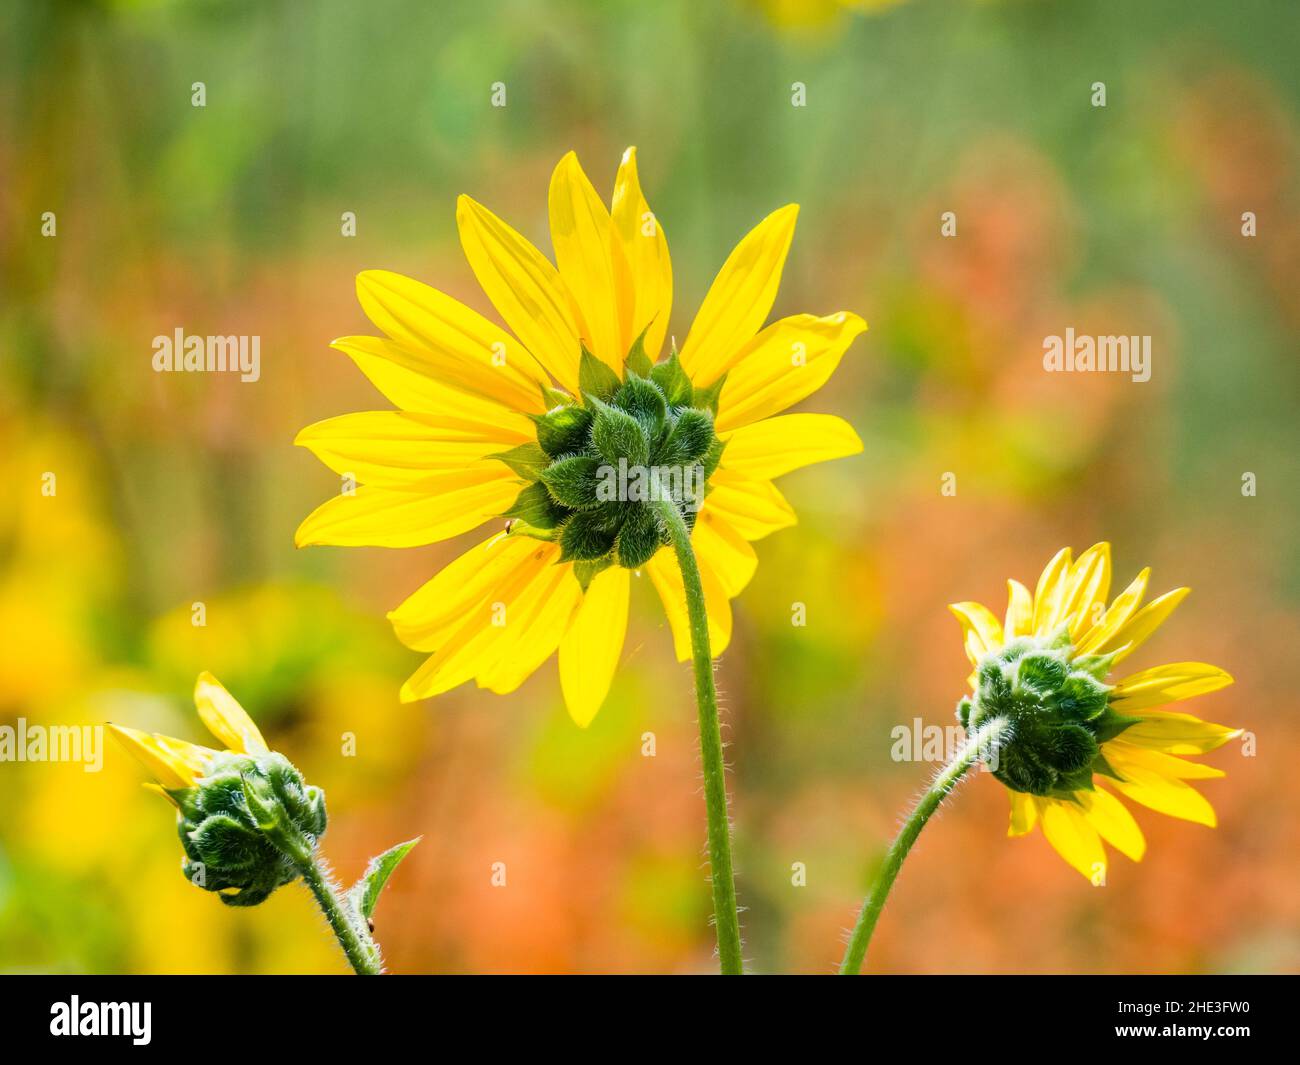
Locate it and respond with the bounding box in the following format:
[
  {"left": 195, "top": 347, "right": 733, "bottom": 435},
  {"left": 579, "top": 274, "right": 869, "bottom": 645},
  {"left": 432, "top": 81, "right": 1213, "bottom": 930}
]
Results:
[{"left": 1, "top": 0, "right": 1297, "bottom": 973}]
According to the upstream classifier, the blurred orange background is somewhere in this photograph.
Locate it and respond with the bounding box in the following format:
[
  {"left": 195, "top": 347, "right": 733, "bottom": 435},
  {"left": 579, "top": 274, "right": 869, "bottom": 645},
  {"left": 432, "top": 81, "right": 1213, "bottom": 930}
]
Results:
[{"left": 1, "top": 0, "right": 1297, "bottom": 973}]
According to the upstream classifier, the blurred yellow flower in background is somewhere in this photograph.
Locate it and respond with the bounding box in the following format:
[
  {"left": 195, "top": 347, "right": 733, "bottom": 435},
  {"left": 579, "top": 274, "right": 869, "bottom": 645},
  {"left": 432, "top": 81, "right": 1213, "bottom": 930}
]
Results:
[
  {"left": 296, "top": 147, "right": 866, "bottom": 726},
  {"left": 0, "top": 411, "right": 119, "bottom": 709},
  {"left": 952, "top": 543, "right": 1241, "bottom": 881},
  {"left": 749, "top": 0, "right": 908, "bottom": 33}
]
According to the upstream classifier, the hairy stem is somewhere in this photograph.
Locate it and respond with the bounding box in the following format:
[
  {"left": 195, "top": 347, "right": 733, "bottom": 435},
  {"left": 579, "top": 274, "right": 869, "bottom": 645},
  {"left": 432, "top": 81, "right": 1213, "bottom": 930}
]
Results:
[
  {"left": 300, "top": 853, "right": 382, "bottom": 976},
  {"left": 839, "top": 717, "right": 1009, "bottom": 975},
  {"left": 655, "top": 497, "right": 744, "bottom": 975}
]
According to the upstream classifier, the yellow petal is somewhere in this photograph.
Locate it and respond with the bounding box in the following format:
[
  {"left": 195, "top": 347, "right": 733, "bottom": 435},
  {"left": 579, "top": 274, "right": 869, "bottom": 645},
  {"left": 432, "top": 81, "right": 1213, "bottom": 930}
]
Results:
[
  {"left": 713, "top": 312, "right": 867, "bottom": 433},
  {"left": 1060, "top": 542, "right": 1112, "bottom": 641},
  {"left": 718, "top": 413, "right": 862, "bottom": 480},
  {"left": 948, "top": 601, "right": 1004, "bottom": 666},
  {"left": 295, "top": 472, "right": 518, "bottom": 549},
  {"left": 1030, "top": 547, "right": 1072, "bottom": 636},
  {"left": 1112, "top": 708, "right": 1241, "bottom": 755},
  {"left": 332, "top": 333, "right": 548, "bottom": 419},
  {"left": 645, "top": 547, "right": 733, "bottom": 662},
  {"left": 400, "top": 543, "right": 560, "bottom": 701},
  {"left": 1103, "top": 740, "right": 1227, "bottom": 780},
  {"left": 611, "top": 146, "right": 672, "bottom": 361},
  {"left": 703, "top": 468, "right": 797, "bottom": 540},
  {"left": 1007, "top": 791, "right": 1039, "bottom": 837},
  {"left": 1004, "top": 579, "right": 1034, "bottom": 639},
  {"left": 108, "top": 724, "right": 200, "bottom": 789},
  {"left": 333, "top": 335, "right": 524, "bottom": 416},
  {"left": 193, "top": 672, "right": 268, "bottom": 755},
  {"left": 295, "top": 411, "right": 533, "bottom": 488},
  {"left": 141, "top": 782, "right": 180, "bottom": 807},
  {"left": 353, "top": 272, "right": 550, "bottom": 412},
  {"left": 1076, "top": 786, "right": 1146, "bottom": 862},
  {"left": 549, "top": 151, "right": 633, "bottom": 371},
  {"left": 477, "top": 563, "right": 582, "bottom": 696},
  {"left": 680, "top": 204, "right": 799, "bottom": 385},
  {"left": 1110, "top": 662, "right": 1234, "bottom": 712},
  {"left": 1074, "top": 566, "right": 1151, "bottom": 654},
  {"left": 1040, "top": 798, "right": 1108, "bottom": 882},
  {"left": 1106, "top": 757, "right": 1218, "bottom": 826},
  {"left": 388, "top": 535, "right": 544, "bottom": 652},
  {"left": 151, "top": 734, "right": 219, "bottom": 776},
  {"left": 1091, "top": 587, "right": 1190, "bottom": 662},
  {"left": 559, "top": 567, "right": 632, "bottom": 727},
  {"left": 692, "top": 508, "right": 758, "bottom": 598},
  {"left": 457, "top": 195, "right": 583, "bottom": 393}
]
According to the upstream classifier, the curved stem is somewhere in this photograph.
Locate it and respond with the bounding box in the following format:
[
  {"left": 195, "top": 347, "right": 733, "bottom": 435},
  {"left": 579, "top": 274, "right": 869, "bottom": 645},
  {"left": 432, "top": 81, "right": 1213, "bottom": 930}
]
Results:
[
  {"left": 655, "top": 497, "right": 744, "bottom": 975},
  {"left": 300, "top": 854, "right": 382, "bottom": 976},
  {"left": 839, "top": 717, "right": 1008, "bottom": 975}
]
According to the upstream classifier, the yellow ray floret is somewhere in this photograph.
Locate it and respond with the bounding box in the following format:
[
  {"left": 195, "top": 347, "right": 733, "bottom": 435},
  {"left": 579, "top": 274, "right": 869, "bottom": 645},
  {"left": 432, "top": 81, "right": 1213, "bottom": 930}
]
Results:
[{"left": 111, "top": 673, "right": 269, "bottom": 801}]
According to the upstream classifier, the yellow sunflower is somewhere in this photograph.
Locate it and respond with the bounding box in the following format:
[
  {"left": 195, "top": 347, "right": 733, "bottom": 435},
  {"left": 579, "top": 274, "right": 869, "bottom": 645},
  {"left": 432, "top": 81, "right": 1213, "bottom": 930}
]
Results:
[
  {"left": 950, "top": 542, "right": 1240, "bottom": 882},
  {"left": 295, "top": 147, "right": 866, "bottom": 726}
]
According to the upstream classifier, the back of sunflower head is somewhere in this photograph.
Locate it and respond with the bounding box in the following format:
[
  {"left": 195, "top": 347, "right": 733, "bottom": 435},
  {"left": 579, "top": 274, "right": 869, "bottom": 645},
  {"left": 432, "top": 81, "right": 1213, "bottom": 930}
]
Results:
[{"left": 958, "top": 627, "right": 1139, "bottom": 797}]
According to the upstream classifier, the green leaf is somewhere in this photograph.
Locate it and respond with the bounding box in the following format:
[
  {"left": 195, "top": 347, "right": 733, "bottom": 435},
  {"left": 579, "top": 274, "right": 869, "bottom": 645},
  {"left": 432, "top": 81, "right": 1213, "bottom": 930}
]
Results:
[
  {"left": 165, "top": 786, "right": 204, "bottom": 822},
  {"left": 579, "top": 344, "right": 621, "bottom": 403},
  {"left": 534, "top": 404, "right": 593, "bottom": 458},
  {"left": 588, "top": 497, "right": 628, "bottom": 532},
  {"left": 1052, "top": 723, "right": 1097, "bottom": 772},
  {"left": 505, "top": 482, "right": 567, "bottom": 529},
  {"left": 1072, "top": 652, "right": 1117, "bottom": 682},
  {"left": 614, "top": 505, "right": 662, "bottom": 568},
  {"left": 649, "top": 350, "right": 693, "bottom": 407},
  {"left": 1091, "top": 707, "right": 1142, "bottom": 745},
  {"left": 189, "top": 813, "right": 261, "bottom": 869},
  {"left": 1091, "top": 749, "right": 1122, "bottom": 781},
  {"left": 662, "top": 408, "right": 714, "bottom": 465},
  {"left": 590, "top": 398, "right": 649, "bottom": 466},
  {"left": 572, "top": 556, "right": 613, "bottom": 591},
  {"left": 558, "top": 511, "right": 616, "bottom": 562},
  {"left": 624, "top": 326, "right": 653, "bottom": 377},
  {"left": 613, "top": 374, "right": 668, "bottom": 433},
  {"left": 702, "top": 437, "right": 726, "bottom": 480},
  {"left": 349, "top": 837, "right": 421, "bottom": 920},
  {"left": 691, "top": 372, "right": 727, "bottom": 414},
  {"left": 491, "top": 442, "right": 549, "bottom": 480},
  {"left": 541, "top": 454, "right": 602, "bottom": 509},
  {"left": 1045, "top": 623, "right": 1073, "bottom": 651},
  {"left": 1058, "top": 673, "right": 1110, "bottom": 722}
]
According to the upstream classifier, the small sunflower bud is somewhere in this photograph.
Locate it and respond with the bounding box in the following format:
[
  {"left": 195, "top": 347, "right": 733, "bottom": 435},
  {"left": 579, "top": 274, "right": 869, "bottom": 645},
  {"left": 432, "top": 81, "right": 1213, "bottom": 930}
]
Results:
[
  {"left": 115, "top": 673, "right": 420, "bottom": 974},
  {"left": 173, "top": 750, "right": 327, "bottom": 907},
  {"left": 961, "top": 628, "right": 1138, "bottom": 798}
]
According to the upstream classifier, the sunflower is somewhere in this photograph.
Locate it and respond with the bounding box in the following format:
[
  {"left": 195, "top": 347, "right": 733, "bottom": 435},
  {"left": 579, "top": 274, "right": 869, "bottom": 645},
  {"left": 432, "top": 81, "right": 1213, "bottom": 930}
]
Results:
[
  {"left": 950, "top": 542, "right": 1240, "bottom": 882},
  {"left": 295, "top": 147, "right": 866, "bottom": 726}
]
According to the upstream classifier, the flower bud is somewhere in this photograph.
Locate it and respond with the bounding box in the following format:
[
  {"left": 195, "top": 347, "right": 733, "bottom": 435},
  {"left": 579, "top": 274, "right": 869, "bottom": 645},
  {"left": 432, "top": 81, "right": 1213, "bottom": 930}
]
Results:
[
  {"left": 173, "top": 751, "right": 328, "bottom": 906},
  {"left": 959, "top": 628, "right": 1138, "bottom": 797},
  {"left": 111, "top": 673, "right": 329, "bottom": 907}
]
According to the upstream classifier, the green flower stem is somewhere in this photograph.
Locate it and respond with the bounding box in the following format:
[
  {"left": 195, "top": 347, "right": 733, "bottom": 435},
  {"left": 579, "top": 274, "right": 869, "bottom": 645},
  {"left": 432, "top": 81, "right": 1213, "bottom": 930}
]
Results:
[
  {"left": 299, "top": 853, "right": 383, "bottom": 976},
  {"left": 655, "top": 496, "right": 744, "bottom": 975},
  {"left": 839, "top": 717, "right": 1009, "bottom": 975}
]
